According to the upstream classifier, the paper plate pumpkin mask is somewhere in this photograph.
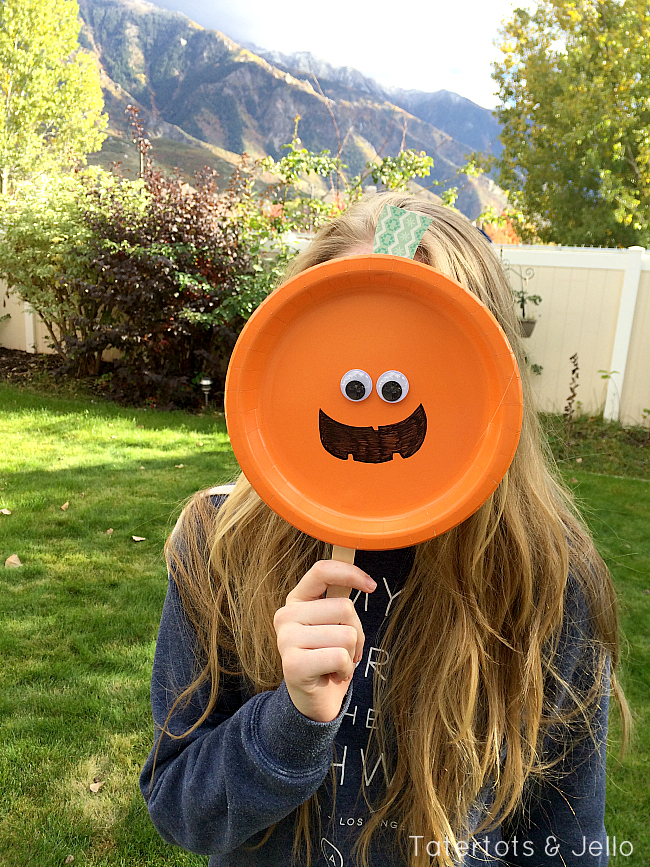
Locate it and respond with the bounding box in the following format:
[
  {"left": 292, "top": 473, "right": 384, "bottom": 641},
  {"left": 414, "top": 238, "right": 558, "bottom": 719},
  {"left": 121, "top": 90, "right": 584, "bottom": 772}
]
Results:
[{"left": 225, "top": 255, "right": 522, "bottom": 550}]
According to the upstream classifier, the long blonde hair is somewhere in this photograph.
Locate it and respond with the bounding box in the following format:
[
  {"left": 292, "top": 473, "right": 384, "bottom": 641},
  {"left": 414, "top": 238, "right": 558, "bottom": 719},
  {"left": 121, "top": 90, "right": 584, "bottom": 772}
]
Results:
[{"left": 163, "top": 193, "right": 629, "bottom": 867}]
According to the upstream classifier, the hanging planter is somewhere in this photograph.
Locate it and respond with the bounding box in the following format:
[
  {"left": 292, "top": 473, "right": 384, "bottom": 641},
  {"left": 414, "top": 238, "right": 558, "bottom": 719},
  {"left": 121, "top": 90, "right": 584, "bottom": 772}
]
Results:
[
  {"left": 519, "top": 319, "right": 537, "bottom": 338},
  {"left": 500, "top": 254, "right": 541, "bottom": 340}
]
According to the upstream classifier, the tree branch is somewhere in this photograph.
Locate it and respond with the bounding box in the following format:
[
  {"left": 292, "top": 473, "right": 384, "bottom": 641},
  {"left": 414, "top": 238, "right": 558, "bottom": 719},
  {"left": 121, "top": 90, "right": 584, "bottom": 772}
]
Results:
[{"left": 625, "top": 142, "right": 642, "bottom": 183}]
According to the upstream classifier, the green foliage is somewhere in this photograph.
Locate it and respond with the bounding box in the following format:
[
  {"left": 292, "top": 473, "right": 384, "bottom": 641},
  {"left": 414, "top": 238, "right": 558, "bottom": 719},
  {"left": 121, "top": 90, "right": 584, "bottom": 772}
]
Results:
[
  {"left": 441, "top": 186, "right": 460, "bottom": 209},
  {"left": 0, "top": 112, "right": 510, "bottom": 410},
  {"left": 493, "top": 0, "right": 650, "bottom": 246},
  {"left": 541, "top": 410, "right": 650, "bottom": 477},
  {"left": 258, "top": 116, "right": 436, "bottom": 234},
  {"left": 368, "top": 150, "right": 434, "bottom": 192},
  {"left": 260, "top": 136, "right": 343, "bottom": 197},
  {"left": 513, "top": 287, "right": 542, "bottom": 320},
  {"left": 0, "top": 159, "right": 264, "bottom": 406},
  {"left": 258, "top": 115, "right": 345, "bottom": 229},
  {"left": 0, "top": 0, "right": 107, "bottom": 189},
  {"left": 61, "top": 149, "right": 257, "bottom": 405},
  {"left": 434, "top": 150, "right": 525, "bottom": 234},
  {"left": 0, "top": 111, "right": 282, "bottom": 408},
  {"left": 0, "top": 170, "right": 102, "bottom": 353}
]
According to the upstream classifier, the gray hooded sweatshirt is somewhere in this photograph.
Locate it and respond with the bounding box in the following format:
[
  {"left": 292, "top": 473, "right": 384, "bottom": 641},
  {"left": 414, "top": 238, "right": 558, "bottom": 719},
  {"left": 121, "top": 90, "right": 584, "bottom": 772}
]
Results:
[{"left": 140, "top": 500, "right": 610, "bottom": 867}]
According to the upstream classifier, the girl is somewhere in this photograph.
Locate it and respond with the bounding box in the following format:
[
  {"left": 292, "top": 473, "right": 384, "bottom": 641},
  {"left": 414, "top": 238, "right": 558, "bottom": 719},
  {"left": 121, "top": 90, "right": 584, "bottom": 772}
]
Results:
[{"left": 140, "top": 193, "right": 628, "bottom": 867}]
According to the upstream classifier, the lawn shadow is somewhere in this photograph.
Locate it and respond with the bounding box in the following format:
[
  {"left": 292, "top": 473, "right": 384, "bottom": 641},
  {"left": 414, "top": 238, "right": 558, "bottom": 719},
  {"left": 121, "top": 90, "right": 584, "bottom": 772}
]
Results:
[{"left": 0, "top": 384, "right": 228, "bottom": 435}]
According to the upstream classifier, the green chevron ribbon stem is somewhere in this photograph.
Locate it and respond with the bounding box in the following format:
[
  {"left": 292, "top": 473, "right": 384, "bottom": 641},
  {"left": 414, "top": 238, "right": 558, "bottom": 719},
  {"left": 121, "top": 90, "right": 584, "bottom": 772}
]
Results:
[{"left": 372, "top": 204, "right": 433, "bottom": 259}]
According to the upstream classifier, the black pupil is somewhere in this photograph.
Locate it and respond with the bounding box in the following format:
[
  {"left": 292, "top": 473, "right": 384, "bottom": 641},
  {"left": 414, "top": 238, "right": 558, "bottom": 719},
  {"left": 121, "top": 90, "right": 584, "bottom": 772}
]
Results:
[
  {"left": 381, "top": 380, "right": 402, "bottom": 402},
  {"left": 345, "top": 380, "right": 366, "bottom": 400}
]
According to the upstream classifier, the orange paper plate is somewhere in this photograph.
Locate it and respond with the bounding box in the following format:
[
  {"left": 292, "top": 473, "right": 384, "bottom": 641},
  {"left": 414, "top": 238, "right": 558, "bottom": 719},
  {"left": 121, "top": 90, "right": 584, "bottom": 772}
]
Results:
[{"left": 225, "top": 255, "right": 522, "bottom": 550}]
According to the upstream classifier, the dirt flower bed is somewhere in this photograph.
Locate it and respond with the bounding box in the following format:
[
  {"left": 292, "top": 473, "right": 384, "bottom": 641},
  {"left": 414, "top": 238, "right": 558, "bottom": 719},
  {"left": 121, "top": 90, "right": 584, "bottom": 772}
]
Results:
[{"left": 0, "top": 347, "right": 60, "bottom": 383}]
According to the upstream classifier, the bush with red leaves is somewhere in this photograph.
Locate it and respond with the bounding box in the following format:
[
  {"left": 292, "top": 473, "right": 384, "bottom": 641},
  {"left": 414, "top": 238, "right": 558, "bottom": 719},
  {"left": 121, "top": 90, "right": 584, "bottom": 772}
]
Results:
[{"left": 62, "top": 107, "right": 265, "bottom": 409}]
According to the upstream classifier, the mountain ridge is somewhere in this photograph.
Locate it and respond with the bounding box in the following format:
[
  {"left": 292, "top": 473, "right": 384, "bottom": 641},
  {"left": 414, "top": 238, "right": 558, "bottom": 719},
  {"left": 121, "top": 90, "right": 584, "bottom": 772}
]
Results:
[
  {"left": 79, "top": 0, "right": 505, "bottom": 219},
  {"left": 247, "top": 46, "right": 502, "bottom": 158}
]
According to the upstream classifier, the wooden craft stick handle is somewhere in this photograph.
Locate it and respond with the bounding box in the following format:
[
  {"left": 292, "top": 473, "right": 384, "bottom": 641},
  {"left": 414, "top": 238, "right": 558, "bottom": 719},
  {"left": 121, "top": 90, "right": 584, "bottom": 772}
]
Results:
[
  {"left": 331, "top": 545, "right": 355, "bottom": 564},
  {"left": 327, "top": 545, "right": 356, "bottom": 598}
]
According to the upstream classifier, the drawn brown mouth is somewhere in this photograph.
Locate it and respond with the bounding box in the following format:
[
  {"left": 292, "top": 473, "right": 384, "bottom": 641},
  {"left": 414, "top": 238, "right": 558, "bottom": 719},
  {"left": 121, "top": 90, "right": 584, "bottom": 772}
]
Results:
[{"left": 319, "top": 404, "right": 427, "bottom": 463}]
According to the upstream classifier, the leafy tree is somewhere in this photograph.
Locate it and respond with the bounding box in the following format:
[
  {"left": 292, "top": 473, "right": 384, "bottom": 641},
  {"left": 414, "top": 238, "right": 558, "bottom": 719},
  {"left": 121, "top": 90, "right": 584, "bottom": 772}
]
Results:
[
  {"left": 259, "top": 116, "right": 435, "bottom": 235},
  {"left": 368, "top": 150, "right": 434, "bottom": 194},
  {"left": 55, "top": 112, "right": 259, "bottom": 406},
  {"left": 0, "top": 159, "right": 266, "bottom": 406},
  {"left": 0, "top": 106, "right": 283, "bottom": 408},
  {"left": 0, "top": 170, "right": 98, "bottom": 354},
  {"left": 0, "top": 0, "right": 107, "bottom": 192},
  {"left": 493, "top": 0, "right": 650, "bottom": 246}
]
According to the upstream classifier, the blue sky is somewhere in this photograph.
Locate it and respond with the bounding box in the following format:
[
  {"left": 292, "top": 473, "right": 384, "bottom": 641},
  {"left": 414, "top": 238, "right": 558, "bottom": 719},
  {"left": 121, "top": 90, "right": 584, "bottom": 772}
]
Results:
[{"left": 145, "top": 0, "right": 528, "bottom": 109}]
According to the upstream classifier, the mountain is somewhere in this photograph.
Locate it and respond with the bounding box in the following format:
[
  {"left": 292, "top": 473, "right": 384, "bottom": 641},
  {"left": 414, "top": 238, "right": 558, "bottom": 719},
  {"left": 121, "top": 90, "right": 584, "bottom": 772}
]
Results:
[
  {"left": 78, "top": 0, "right": 505, "bottom": 219},
  {"left": 252, "top": 48, "right": 502, "bottom": 157},
  {"left": 384, "top": 90, "right": 502, "bottom": 158},
  {"left": 245, "top": 48, "right": 391, "bottom": 102}
]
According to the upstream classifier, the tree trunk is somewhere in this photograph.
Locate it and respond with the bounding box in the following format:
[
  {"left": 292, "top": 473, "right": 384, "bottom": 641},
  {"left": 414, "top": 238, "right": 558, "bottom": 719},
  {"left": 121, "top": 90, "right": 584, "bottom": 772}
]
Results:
[{"left": 42, "top": 319, "right": 64, "bottom": 357}]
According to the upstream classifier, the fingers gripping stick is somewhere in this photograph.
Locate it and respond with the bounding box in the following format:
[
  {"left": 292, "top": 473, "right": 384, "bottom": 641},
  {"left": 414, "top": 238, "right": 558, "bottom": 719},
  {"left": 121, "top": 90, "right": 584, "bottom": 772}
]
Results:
[{"left": 327, "top": 546, "right": 356, "bottom": 598}]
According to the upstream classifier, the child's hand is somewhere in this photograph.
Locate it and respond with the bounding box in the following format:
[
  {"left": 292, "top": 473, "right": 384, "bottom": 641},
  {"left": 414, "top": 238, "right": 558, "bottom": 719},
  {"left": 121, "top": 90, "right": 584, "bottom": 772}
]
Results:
[{"left": 273, "top": 560, "right": 377, "bottom": 723}]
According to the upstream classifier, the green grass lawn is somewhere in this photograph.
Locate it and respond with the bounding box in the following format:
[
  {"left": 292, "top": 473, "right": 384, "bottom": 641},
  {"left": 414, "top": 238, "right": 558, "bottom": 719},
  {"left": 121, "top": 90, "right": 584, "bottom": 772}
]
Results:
[
  {"left": 0, "top": 384, "right": 648, "bottom": 865},
  {"left": 0, "top": 385, "right": 238, "bottom": 866}
]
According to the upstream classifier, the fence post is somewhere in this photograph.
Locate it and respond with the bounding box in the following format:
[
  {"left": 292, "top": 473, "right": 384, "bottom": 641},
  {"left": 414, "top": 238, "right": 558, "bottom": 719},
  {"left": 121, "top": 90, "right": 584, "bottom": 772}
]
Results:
[
  {"left": 604, "top": 245, "right": 644, "bottom": 421},
  {"left": 24, "top": 301, "right": 36, "bottom": 353}
]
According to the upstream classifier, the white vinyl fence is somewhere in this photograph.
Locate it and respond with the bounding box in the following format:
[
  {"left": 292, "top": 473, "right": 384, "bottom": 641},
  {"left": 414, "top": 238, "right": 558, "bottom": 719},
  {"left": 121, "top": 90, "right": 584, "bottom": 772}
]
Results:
[
  {"left": 493, "top": 244, "right": 650, "bottom": 426},
  {"left": 2, "top": 244, "right": 649, "bottom": 425}
]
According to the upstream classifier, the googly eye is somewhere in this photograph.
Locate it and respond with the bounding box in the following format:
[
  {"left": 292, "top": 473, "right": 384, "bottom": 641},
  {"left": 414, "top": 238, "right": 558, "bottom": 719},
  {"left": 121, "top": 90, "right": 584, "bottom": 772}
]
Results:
[
  {"left": 340, "top": 369, "right": 372, "bottom": 401},
  {"left": 377, "top": 370, "right": 409, "bottom": 403}
]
